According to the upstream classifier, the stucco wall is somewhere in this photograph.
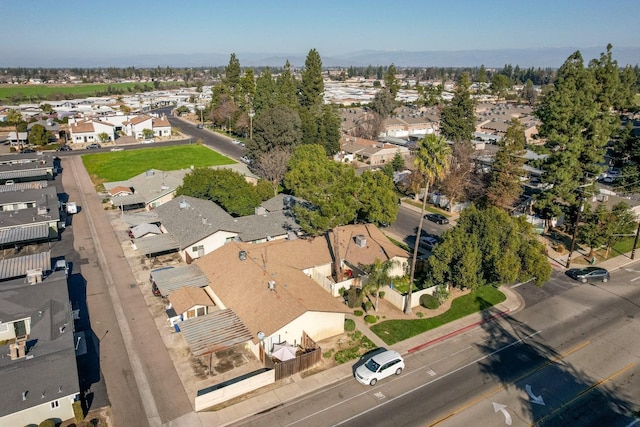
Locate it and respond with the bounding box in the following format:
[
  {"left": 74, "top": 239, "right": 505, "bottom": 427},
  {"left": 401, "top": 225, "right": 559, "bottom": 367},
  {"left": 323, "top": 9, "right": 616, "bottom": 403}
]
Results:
[
  {"left": 0, "top": 394, "right": 76, "bottom": 427},
  {"left": 263, "top": 311, "right": 344, "bottom": 353}
]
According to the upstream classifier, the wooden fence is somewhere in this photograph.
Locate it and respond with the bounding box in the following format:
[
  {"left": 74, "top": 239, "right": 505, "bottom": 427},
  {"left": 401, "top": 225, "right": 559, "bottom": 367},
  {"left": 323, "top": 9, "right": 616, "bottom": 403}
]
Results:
[{"left": 271, "top": 332, "right": 322, "bottom": 381}]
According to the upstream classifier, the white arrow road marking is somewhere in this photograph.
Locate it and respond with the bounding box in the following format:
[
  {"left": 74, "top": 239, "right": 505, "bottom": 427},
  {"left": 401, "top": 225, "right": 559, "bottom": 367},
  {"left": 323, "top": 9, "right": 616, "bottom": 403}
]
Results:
[
  {"left": 631, "top": 276, "right": 640, "bottom": 282},
  {"left": 492, "top": 402, "right": 512, "bottom": 425},
  {"left": 624, "top": 268, "right": 640, "bottom": 273},
  {"left": 526, "top": 384, "right": 546, "bottom": 406},
  {"left": 373, "top": 392, "right": 385, "bottom": 400}
]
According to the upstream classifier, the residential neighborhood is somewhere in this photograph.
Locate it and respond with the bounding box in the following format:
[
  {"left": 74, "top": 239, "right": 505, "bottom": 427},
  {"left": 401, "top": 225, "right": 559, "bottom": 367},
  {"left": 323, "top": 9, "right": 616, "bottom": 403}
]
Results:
[{"left": 0, "top": 27, "right": 639, "bottom": 427}]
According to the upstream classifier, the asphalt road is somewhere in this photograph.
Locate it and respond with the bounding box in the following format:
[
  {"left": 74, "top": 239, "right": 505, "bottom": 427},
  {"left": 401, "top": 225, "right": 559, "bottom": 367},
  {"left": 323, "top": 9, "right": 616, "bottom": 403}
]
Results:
[{"left": 233, "top": 268, "right": 640, "bottom": 427}]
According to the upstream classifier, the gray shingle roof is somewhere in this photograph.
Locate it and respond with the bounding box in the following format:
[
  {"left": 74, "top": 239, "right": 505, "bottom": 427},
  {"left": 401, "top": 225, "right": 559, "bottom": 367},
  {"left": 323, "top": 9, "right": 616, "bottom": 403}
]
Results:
[
  {"left": 0, "top": 276, "right": 79, "bottom": 417},
  {"left": 154, "top": 196, "right": 237, "bottom": 249}
]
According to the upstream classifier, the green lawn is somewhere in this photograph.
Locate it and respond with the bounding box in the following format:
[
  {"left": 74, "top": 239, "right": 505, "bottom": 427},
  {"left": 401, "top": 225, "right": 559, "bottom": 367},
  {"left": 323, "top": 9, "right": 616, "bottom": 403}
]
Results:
[
  {"left": 82, "top": 145, "right": 235, "bottom": 183},
  {"left": 370, "top": 286, "right": 506, "bottom": 345},
  {"left": 403, "top": 198, "right": 451, "bottom": 217},
  {"left": 0, "top": 82, "right": 178, "bottom": 102}
]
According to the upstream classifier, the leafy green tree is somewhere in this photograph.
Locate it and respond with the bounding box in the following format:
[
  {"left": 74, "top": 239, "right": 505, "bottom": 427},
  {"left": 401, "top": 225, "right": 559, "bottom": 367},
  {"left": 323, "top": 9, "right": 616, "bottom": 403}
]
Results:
[
  {"left": 391, "top": 152, "right": 406, "bottom": 171},
  {"left": 491, "top": 73, "right": 511, "bottom": 99},
  {"left": 299, "top": 48, "right": 324, "bottom": 109},
  {"left": 248, "top": 105, "right": 302, "bottom": 156},
  {"left": 362, "top": 259, "right": 399, "bottom": 311},
  {"left": 40, "top": 103, "right": 54, "bottom": 114},
  {"left": 536, "top": 48, "right": 620, "bottom": 213},
  {"left": 618, "top": 65, "right": 638, "bottom": 110},
  {"left": 383, "top": 64, "right": 400, "bottom": 97},
  {"left": 356, "top": 170, "right": 399, "bottom": 226},
  {"left": 428, "top": 206, "right": 551, "bottom": 288},
  {"left": 580, "top": 202, "right": 636, "bottom": 257},
  {"left": 369, "top": 89, "right": 396, "bottom": 119},
  {"left": 254, "top": 68, "right": 278, "bottom": 113},
  {"left": 521, "top": 79, "right": 537, "bottom": 106},
  {"left": 440, "top": 73, "right": 476, "bottom": 143},
  {"left": 27, "top": 124, "right": 51, "bottom": 146},
  {"left": 317, "top": 105, "right": 341, "bottom": 155},
  {"left": 406, "top": 134, "right": 451, "bottom": 312},
  {"left": 98, "top": 132, "right": 110, "bottom": 143},
  {"left": 284, "top": 144, "right": 360, "bottom": 234},
  {"left": 485, "top": 119, "right": 526, "bottom": 210},
  {"left": 142, "top": 128, "right": 154, "bottom": 139},
  {"left": 223, "top": 53, "right": 242, "bottom": 101},
  {"left": 477, "top": 65, "right": 487, "bottom": 83},
  {"left": 176, "top": 168, "right": 261, "bottom": 216},
  {"left": 238, "top": 68, "right": 255, "bottom": 111},
  {"left": 277, "top": 60, "right": 298, "bottom": 109}
]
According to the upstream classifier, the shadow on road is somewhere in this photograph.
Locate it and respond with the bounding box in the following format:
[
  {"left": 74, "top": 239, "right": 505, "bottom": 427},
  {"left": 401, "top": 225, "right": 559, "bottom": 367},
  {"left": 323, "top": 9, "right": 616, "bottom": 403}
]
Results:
[{"left": 476, "top": 302, "right": 636, "bottom": 425}]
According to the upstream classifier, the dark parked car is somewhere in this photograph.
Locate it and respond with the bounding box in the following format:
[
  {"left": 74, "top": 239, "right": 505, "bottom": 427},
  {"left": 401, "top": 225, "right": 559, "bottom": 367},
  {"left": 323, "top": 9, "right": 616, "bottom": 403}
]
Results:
[
  {"left": 566, "top": 267, "right": 610, "bottom": 283},
  {"left": 425, "top": 213, "right": 449, "bottom": 224},
  {"left": 85, "top": 143, "right": 101, "bottom": 149},
  {"left": 21, "top": 148, "right": 36, "bottom": 153},
  {"left": 57, "top": 145, "right": 72, "bottom": 152}
]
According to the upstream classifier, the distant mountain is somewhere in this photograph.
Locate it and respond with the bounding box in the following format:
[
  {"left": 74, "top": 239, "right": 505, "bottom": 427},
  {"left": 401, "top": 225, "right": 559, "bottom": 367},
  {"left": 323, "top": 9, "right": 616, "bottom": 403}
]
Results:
[{"left": 3, "top": 47, "right": 639, "bottom": 69}]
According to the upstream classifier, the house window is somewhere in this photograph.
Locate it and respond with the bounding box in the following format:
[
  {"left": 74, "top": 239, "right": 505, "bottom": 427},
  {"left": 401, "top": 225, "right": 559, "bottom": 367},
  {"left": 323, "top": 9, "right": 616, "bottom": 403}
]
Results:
[
  {"left": 0, "top": 322, "right": 8, "bottom": 333},
  {"left": 192, "top": 245, "right": 203, "bottom": 253},
  {"left": 50, "top": 400, "right": 59, "bottom": 409}
]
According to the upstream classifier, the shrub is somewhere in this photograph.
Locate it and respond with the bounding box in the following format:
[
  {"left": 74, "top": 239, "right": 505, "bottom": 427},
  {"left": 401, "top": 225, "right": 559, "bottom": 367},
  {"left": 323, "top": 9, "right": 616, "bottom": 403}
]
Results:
[
  {"left": 39, "top": 420, "right": 56, "bottom": 427},
  {"left": 378, "top": 291, "right": 385, "bottom": 299},
  {"left": 420, "top": 293, "right": 440, "bottom": 310},
  {"left": 434, "top": 284, "right": 450, "bottom": 304},
  {"left": 416, "top": 311, "right": 424, "bottom": 318},
  {"left": 353, "top": 309, "right": 363, "bottom": 317},
  {"left": 364, "top": 314, "right": 377, "bottom": 324},
  {"left": 364, "top": 301, "right": 373, "bottom": 312},
  {"left": 323, "top": 349, "right": 335, "bottom": 358},
  {"left": 344, "top": 319, "right": 356, "bottom": 331},
  {"left": 72, "top": 399, "right": 84, "bottom": 422}
]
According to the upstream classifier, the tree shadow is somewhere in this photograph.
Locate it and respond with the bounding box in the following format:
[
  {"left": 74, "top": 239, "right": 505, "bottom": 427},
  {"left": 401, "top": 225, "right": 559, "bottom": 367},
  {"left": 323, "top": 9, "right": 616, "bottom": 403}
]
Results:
[{"left": 475, "top": 304, "right": 637, "bottom": 425}]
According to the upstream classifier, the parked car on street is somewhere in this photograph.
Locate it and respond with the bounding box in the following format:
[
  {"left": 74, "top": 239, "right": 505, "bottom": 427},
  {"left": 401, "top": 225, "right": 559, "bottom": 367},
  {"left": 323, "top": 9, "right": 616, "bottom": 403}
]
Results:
[
  {"left": 419, "top": 236, "right": 439, "bottom": 251},
  {"left": 425, "top": 213, "right": 449, "bottom": 224},
  {"left": 57, "top": 145, "right": 72, "bottom": 152},
  {"left": 85, "top": 143, "right": 101, "bottom": 149},
  {"left": 140, "top": 139, "right": 155, "bottom": 144},
  {"left": 21, "top": 148, "right": 36, "bottom": 153},
  {"left": 355, "top": 349, "right": 404, "bottom": 386},
  {"left": 566, "top": 267, "right": 610, "bottom": 283}
]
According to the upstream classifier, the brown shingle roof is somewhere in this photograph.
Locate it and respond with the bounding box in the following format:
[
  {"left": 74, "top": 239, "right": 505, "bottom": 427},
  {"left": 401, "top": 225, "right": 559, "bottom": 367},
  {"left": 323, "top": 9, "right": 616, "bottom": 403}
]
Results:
[
  {"left": 195, "top": 240, "right": 348, "bottom": 340},
  {"left": 168, "top": 287, "right": 215, "bottom": 315}
]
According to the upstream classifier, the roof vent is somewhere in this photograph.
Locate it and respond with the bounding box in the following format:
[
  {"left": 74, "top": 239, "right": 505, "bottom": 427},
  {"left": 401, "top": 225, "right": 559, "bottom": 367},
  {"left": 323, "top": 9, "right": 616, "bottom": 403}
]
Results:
[
  {"left": 268, "top": 280, "right": 276, "bottom": 291},
  {"left": 239, "top": 250, "right": 247, "bottom": 261},
  {"left": 146, "top": 169, "right": 154, "bottom": 176},
  {"left": 355, "top": 234, "right": 367, "bottom": 248},
  {"left": 179, "top": 200, "right": 189, "bottom": 209}
]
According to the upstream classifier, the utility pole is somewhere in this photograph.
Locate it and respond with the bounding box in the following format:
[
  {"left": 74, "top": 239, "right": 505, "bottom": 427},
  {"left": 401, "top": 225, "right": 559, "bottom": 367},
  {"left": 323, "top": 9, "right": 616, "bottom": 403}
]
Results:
[
  {"left": 566, "top": 176, "right": 590, "bottom": 269},
  {"left": 631, "top": 221, "right": 640, "bottom": 260}
]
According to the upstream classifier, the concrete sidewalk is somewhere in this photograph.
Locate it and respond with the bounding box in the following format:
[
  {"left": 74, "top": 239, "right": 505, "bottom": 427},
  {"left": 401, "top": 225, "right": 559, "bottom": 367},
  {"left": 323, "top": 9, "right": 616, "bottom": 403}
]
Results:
[{"left": 193, "top": 285, "right": 524, "bottom": 427}]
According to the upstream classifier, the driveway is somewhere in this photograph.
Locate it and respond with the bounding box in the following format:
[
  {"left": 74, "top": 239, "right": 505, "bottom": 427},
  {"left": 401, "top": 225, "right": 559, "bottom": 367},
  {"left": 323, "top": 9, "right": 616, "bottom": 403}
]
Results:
[{"left": 61, "top": 156, "right": 193, "bottom": 426}]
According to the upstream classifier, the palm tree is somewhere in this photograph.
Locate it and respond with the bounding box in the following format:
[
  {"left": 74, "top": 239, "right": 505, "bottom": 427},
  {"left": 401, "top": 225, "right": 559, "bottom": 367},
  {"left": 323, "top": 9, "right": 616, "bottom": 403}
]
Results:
[
  {"left": 6, "top": 109, "right": 23, "bottom": 150},
  {"left": 405, "top": 134, "right": 451, "bottom": 314},
  {"left": 362, "top": 259, "right": 399, "bottom": 312}
]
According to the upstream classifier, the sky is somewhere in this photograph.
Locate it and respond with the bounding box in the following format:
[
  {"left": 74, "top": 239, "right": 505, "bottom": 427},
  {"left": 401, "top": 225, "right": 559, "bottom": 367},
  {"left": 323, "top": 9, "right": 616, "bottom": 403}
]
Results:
[{"left": 2, "top": 0, "right": 639, "bottom": 67}]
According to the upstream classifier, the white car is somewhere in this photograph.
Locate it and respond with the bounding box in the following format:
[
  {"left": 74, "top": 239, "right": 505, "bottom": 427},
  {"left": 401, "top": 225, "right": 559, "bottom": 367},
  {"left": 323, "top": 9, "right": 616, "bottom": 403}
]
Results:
[
  {"left": 231, "top": 139, "right": 241, "bottom": 145},
  {"left": 355, "top": 349, "right": 404, "bottom": 386},
  {"left": 110, "top": 147, "right": 124, "bottom": 152},
  {"left": 140, "top": 139, "right": 155, "bottom": 144}
]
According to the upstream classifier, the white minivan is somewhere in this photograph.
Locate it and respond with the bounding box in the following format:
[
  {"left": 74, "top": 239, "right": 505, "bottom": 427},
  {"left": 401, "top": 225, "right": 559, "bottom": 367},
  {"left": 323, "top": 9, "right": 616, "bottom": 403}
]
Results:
[{"left": 355, "top": 349, "right": 404, "bottom": 386}]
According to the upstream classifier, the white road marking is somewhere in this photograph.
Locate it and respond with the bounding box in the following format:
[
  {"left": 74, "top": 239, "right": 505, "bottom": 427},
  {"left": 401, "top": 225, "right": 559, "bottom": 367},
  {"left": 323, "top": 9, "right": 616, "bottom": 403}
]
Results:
[
  {"left": 373, "top": 392, "right": 385, "bottom": 400},
  {"left": 285, "top": 330, "right": 542, "bottom": 427}
]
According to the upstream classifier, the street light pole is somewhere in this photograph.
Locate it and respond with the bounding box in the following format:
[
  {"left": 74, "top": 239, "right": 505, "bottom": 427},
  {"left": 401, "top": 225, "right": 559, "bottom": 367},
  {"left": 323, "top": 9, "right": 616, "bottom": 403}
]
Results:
[
  {"left": 631, "top": 221, "right": 640, "bottom": 260},
  {"left": 249, "top": 110, "right": 255, "bottom": 140}
]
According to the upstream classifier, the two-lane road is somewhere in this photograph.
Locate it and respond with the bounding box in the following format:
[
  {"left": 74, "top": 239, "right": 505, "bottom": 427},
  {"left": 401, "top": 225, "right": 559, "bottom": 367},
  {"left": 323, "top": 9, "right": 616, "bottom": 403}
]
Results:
[{"left": 234, "top": 267, "right": 640, "bottom": 427}]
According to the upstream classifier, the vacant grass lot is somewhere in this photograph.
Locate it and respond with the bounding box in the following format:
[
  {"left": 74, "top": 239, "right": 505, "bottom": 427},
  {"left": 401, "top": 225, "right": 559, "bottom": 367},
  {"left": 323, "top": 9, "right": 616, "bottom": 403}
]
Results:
[
  {"left": 0, "top": 82, "right": 176, "bottom": 102},
  {"left": 82, "top": 145, "right": 235, "bottom": 184},
  {"left": 370, "top": 286, "right": 506, "bottom": 345}
]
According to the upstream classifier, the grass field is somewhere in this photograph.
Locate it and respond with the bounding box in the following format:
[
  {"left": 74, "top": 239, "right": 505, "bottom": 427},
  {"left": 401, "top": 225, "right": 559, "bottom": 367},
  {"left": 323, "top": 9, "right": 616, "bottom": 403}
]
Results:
[
  {"left": 82, "top": 145, "right": 235, "bottom": 184},
  {"left": 370, "top": 286, "right": 506, "bottom": 345},
  {"left": 0, "top": 82, "right": 176, "bottom": 102}
]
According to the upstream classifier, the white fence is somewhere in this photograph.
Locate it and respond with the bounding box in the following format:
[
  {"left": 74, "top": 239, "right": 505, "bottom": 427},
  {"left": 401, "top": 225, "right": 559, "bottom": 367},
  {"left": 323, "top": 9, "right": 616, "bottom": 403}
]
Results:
[
  {"left": 194, "top": 368, "right": 275, "bottom": 411},
  {"left": 381, "top": 285, "right": 438, "bottom": 311}
]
